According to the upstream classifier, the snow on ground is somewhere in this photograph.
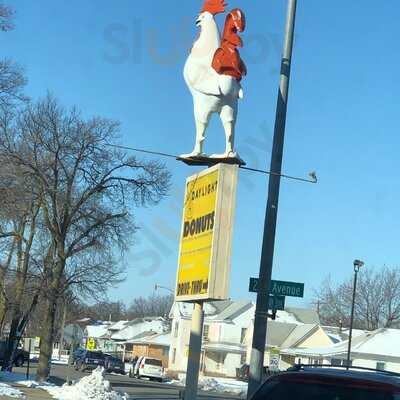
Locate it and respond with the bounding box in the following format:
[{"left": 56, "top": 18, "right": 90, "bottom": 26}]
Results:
[
  {"left": 0, "top": 382, "right": 24, "bottom": 398},
  {"left": 0, "top": 371, "right": 43, "bottom": 388},
  {"left": 44, "top": 368, "right": 128, "bottom": 400},
  {"left": 167, "top": 375, "right": 247, "bottom": 397},
  {"left": 1, "top": 368, "right": 127, "bottom": 400}
]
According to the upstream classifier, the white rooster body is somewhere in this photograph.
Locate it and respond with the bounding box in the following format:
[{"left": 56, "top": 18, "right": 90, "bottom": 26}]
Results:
[{"left": 181, "top": 7, "right": 245, "bottom": 159}]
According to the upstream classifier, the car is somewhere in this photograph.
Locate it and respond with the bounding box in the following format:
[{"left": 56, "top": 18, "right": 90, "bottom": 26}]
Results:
[
  {"left": 0, "top": 340, "right": 29, "bottom": 367},
  {"left": 104, "top": 354, "right": 125, "bottom": 375},
  {"left": 74, "top": 350, "right": 105, "bottom": 372},
  {"left": 71, "top": 347, "right": 86, "bottom": 363},
  {"left": 250, "top": 365, "right": 400, "bottom": 400},
  {"left": 130, "top": 356, "right": 164, "bottom": 382}
]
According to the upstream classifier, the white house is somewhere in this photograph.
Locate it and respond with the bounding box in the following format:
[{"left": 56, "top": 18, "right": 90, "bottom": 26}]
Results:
[
  {"left": 281, "top": 328, "right": 400, "bottom": 372},
  {"left": 169, "top": 300, "right": 253, "bottom": 377},
  {"left": 168, "top": 300, "right": 326, "bottom": 378}
]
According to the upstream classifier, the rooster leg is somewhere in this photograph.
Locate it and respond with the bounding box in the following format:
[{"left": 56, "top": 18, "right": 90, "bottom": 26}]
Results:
[
  {"left": 193, "top": 120, "right": 207, "bottom": 155},
  {"left": 180, "top": 120, "right": 208, "bottom": 158},
  {"left": 223, "top": 121, "right": 236, "bottom": 157}
]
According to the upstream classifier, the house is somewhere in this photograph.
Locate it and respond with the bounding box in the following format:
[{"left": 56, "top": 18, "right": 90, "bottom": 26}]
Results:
[
  {"left": 281, "top": 328, "right": 400, "bottom": 372},
  {"left": 244, "top": 320, "right": 333, "bottom": 370},
  {"left": 169, "top": 300, "right": 253, "bottom": 378},
  {"left": 125, "top": 331, "right": 171, "bottom": 367},
  {"left": 168, "top": 300, "right": 326, "bottom": 378}
]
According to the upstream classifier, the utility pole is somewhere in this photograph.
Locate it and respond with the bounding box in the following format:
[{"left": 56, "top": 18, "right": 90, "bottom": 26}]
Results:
[
  {"left": 184, "top": 302, "right": 204, "bottom": 400},
  {"left": 247, "top": 1, "right": 297, "bottom": 398}
]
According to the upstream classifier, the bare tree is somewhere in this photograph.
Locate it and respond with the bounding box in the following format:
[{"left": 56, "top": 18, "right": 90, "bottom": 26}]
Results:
[
  {"left": 312, "top": 266, "right": 400, "bottom": 330},
  {"left": 0, "top": 60, "right": 27, "bottom": 110},
  {"left": 128, "top": 293, "right": 174, "bottom": 319},
  {"left": 0, "top": 4, "right": 27, "bottom": 109},
  {"left": 0, "top": 95, "right": 170, "bottom": 381},
  {"left": 0, "top": 4, "right": 13, "bottom": 31}
]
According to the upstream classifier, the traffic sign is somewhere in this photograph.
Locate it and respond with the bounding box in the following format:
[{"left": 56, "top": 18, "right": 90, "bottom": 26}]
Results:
[
  {"left": 86, "top": 337, "right": 97, "bottom": 350},
  {"left": 249, "top": 278, "right": 304, "bottom": 298},
  {"left": 268, "top": 295, "right": 285, "bottom": 311}
]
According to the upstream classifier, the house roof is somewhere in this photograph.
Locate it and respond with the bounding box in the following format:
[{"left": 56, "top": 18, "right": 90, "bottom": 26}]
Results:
[
  {"left": 108, "top": 321, "right": 129, "bottom": 331},
  {"left": 85, "top": 324, "right": 110, "bottom": 339},
  {"left": 207, "top": 301, "right": 253, "bottom": 322},
  {"left": 280, "top": 324, "right": 319, "bottom": 348},
  {"left": 266, "top": 321, "right": 298, "bottom": 347},
  {"left": 125, "top": 331, "right": 171, "bottom": 347},
  {"left": 284, "top": 307, "right": 320, "bottom": 324},
  {"left": 173, "top": 301, "right": 235, "bottom": 319},
  {"left": 110, "top": 318, "right": 167, "bottom": 341},
  {"left": 281, "top": 328, "right": 400, "bottom": 360}
]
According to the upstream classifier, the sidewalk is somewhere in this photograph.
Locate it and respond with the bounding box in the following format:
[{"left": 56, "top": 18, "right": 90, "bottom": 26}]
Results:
[{"left": 0, "top": 382, "right": 53, "bottom": 400}]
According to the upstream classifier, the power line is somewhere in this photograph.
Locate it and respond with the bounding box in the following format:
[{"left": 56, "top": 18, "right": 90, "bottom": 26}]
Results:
[{"left": 106, "top": 143, "right": 317, "bottom": 184}]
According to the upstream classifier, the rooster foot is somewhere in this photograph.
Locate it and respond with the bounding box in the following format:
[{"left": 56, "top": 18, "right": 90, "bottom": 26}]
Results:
[
  {"left": 179, "top": 151, "right": 208, "bottom": 159},
  {"left": 210, "top": 151, "right": 240, "bottom": 159}
]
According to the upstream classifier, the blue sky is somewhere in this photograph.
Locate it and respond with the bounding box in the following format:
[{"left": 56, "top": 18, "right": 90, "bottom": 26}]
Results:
[{"left": 3, "top": 0, "right": 400, "bottom": 308}]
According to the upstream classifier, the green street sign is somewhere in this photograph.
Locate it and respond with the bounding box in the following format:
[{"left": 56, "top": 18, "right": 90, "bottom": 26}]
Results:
[
  {"left": 249, "top": 278, "right": 304, "bottom": 298},
  {"left": 268, "top": 295, "right": 285, "bottom": 311}
]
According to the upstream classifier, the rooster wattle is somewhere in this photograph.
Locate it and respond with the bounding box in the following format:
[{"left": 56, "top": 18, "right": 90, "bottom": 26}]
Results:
[{"left": 181, "top": 0, "right": 246, "bottom": 161}]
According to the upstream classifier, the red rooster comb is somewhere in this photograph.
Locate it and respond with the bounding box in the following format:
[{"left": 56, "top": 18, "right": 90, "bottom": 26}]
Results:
[{"left": 201, "top": 0, "right": 227, "bottom": 15}]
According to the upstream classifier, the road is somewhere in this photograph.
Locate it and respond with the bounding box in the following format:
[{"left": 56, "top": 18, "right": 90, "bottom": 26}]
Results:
[{"left": 13, "top": 363, "right": 243, "bottom": 400}]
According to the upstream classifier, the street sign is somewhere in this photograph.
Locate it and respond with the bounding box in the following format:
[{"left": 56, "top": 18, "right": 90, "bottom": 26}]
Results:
[
  {"left": 86, "top": 337, "right": 96, "bottom": 350},
  {"left": 249, "top": 278, "right": 304, "bottom": 298},
  {"left": 269, "top": 347, "right": 280, "bottom": 372},
  {"left": 268, "top": 295, "right": 285, "bottom": 311}
]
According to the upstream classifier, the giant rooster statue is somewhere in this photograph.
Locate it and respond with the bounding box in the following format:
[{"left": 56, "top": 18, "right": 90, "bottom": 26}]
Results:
[{"left": 180, "top": 0, "right": 247, "bottom": 163}]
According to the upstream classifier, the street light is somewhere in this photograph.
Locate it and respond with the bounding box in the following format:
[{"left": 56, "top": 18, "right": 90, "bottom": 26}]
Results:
[
  {"left": 346, "top": 259, "right": 365, "bottom": 369},
  {"left": 154, "top": 284, "right": 174, "bottom": 294}
]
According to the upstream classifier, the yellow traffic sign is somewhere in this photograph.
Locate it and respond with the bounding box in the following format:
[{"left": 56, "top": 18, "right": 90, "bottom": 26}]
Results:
[{"left": 86, "top": 337, "right": 96, "bottom": 350}]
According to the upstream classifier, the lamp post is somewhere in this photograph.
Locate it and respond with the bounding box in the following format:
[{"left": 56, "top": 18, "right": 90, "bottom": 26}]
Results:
[
  {"left": 346, "top": 259, "right": 364, "bottom": 369},
  {"left": 154, "top": 284, "right": 174, "bottom": 294}
]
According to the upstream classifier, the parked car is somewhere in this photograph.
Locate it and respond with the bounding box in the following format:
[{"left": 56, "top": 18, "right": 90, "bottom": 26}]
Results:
[
  {"left": 74, "top": 350, "right": 105, "bottom": 372},
  {"left": 0, "top": 340, "right": 29, "bottom": 367},
  {"left": 129, "top": 356, "right": 164, "bottom": 382},
  {"left": 104, "top": 354, "right": 125, "bottom": 375},
  {"left": 72, "top": 348, "right": 86, "bottom": 363},
  {"left": 250, "top": 365, "right": 400, "bottom": 400}
]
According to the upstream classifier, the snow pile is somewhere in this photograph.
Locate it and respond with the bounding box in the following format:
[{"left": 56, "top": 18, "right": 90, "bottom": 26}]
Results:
[
  {"left": 45, "top": 367, "right": 127, "bottom": 400},
  {"left": 0, "top": 382, "right": 24, "bottom": 398},
  {"left": 199, "top": 377, "right": 247, "bottom": 396},
  {"left": 168, "top": 375, "right": 247, "bottom": 396}
]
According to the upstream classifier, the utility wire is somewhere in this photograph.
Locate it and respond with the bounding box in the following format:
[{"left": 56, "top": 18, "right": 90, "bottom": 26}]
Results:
[{"left": 106, "top": 143, "right": 317, "bottom": 184}]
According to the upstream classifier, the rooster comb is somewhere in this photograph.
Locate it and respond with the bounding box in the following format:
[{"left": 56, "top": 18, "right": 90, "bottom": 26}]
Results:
[{"left": 201, "top": 0, "right": 227, "bottom": 15}]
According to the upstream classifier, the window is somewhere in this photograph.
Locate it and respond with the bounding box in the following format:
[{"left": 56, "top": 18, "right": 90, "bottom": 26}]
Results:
[
  {"left": 145, "top": 358, "right": 162, "bottom": 366},
  {"left": 376, "top": 362, "right": 386, "bottom": 371},
  {"left": 240, "top": 353, "right": 246, "bottom": 365},
  {"left": 173, "top": 321, "right": 179, "bottom": 338},
  {"left": 240, "top": 328, "right": 247, "bottom": 343},
  {"left": 203, "top": 325, "right": 210, "bottom": 341}
]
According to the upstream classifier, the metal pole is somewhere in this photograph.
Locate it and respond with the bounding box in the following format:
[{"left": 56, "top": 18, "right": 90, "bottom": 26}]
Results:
[
  {"left": 247, "top": 1, "right": 297, "bottom": 398},
  {"left": 26, "top": 338, "right": 31, "bottom": 379},
  {"left": 184, "top": 301, "right": 204, "bottom": 400},
  {"left": 346, "top": 267, "right": 359, "bottom": 369}
]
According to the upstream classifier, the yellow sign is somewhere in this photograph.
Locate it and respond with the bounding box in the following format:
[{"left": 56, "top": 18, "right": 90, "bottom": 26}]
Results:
[
  {"left": 86, "top": 337, "right": 97, "bottom": 350},
  {"left": 176, "top": 164, "right": 238, "bottom": 301}
]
